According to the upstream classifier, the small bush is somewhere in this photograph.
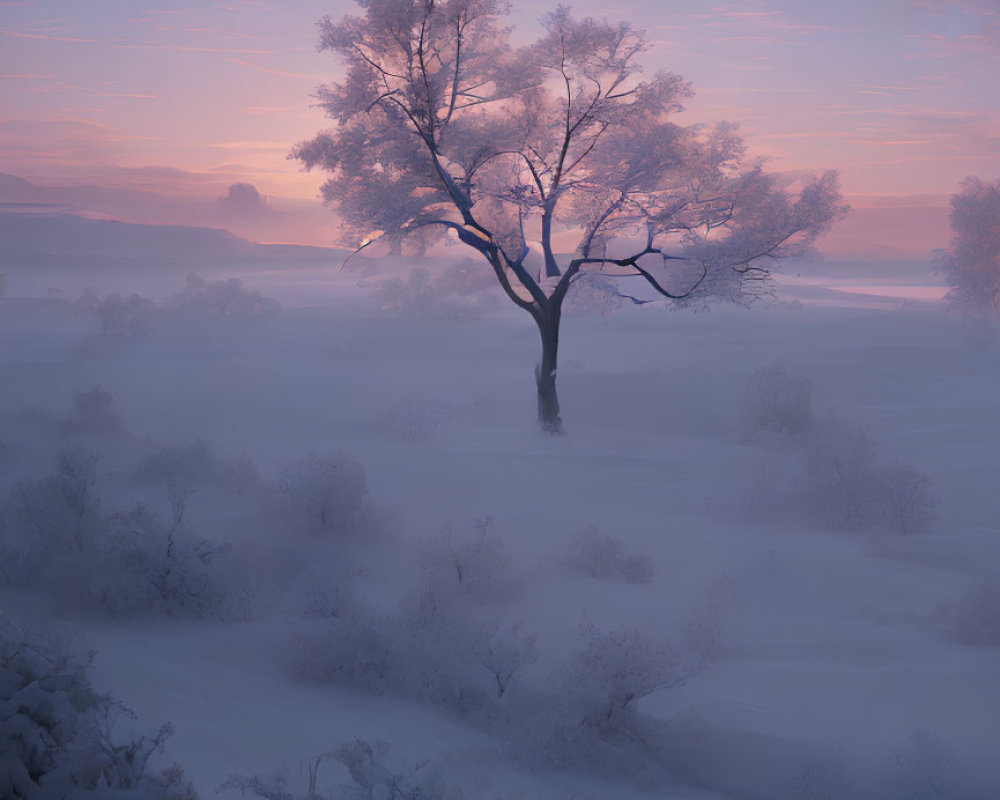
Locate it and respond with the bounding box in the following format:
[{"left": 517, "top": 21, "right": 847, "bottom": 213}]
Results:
[
  {"left": 372, "top": 264, "right": 496, "bottom": 319},
  {"left": 2, "top": 458, "right": 237, "bottom": 619},
  {"left": 76, "top": 289, "right": 155, "bottom": 337},
  {"left": 949, "top": 577, "right": 1000, "bottom": 645},
  {"left": 800, "top": 414, "right": 878, "bottom": 531},
  {"left": 274, "top": 452, "right": 372, "bottom": 537},
  {"left": 94, "top": 488, "right": 235, "bottom": 619},
  {"left": 741, "top": 358, "right": 814, "bottom": 439},
  {"left": 0, "top": 620, "right": 195, "bottom": 799},
  {"left": 564, "top": 526, "right": 654, "bottom": 584},
  {"left": 799, "top": 416, "right": 937, "bottom": 534},
  {"left": 219, "top": 739, "right": 455, "bottom": 800},
  {"left": 871, "top": 460, "right": 937, "bottom": 535},
  {"left": 68, "top": 385, "right": 122, "bottom": 433},
  {"left": 554, "top": 623, "right": 688, "bottom": 739},
  {"left": 416, "top": 515, "right": 521, "bottom": 606},
  {"left": 163, "top": 273, "right": 280, "bottom": 318},
  {"left": 295, "top": 604, "right": 398, "bottom": 693},
  {"left": 472, "top": 620, "right": 540, "bottom": 698},
  {"left": 132, "top": 440, "right": 260, "bottom": 493},
  {"left": 3, "top": 447, "right": 104, "bottom": 583},
  {"left": 379, "top": 397, "right": 454, "bottom": 441},
  {"left": 888, "top": 727, "right": 963, "bottom": 800}
]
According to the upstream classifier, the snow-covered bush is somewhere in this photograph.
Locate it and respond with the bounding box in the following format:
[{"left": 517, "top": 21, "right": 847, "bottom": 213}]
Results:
[
  {"left": 871, "top": 460, "right": 937, "bottom": 536},
  {"left": 564, "top": 526, "right": 654, "bottom": 584},
  {"left": 333, "top": 739, "right": 456, "bottom": 800},
  {"left": 297, "top": 595, "right": 494, "bottom": 714},
  {"left": 888, "top": 727, "right": 964, "bottom": 800},
  {"left": 949, "top": 577, "right": 1000, "bottom": 646},
  {"left": 416, "top": 515, "right": 522, "bottom": 606},
  {"left": 162, "top": 273, "right": 280, "bottom": 318},
  {"left": 800, "top": 414, "right": 877, "bottom": 531},
  {"left": 274, "top": 452, "right": 373, "bottom": 537},
  {"left": 219, "top": 739, "right": 456, "bottom": 800},
  {"left": 0, "top": 621, "right": 195, "bottom": 799},
  {"left": 132, "top": 440, "right": 259, "bottom": 493},
  {"left": 799, "top": 416, "right": 937, "bottom": 534},
  {"left": 553, "top": 623, "right": 688, "bottom": 739},
  {"left": 2, "top": 456, "right": 237, "bottom": 619},
  {"left": 68, "top": 385, "right": 122, "bottom": 433},
  {"left": 75, "top": 289, "right": 156, "bottom": 337},
  {"left": 961, "top": 316, "right": 996, "bottom": 350},
  {"left": 472, "top": 620, "right": 540, "bottom": 699},
  {"left": 295, "top": 603, "right": 398, "bottom": 693},
  {"left": 788, "top": 755, "right": 850, "bottom": 800},
  {"left": 295, "top": 520, "right": 525, "bottom": 712},
  {"left": 372, "top": 264, "right": 496, "bottom": 319},
  {"left": 2, "top": 447, "right": 104, "bottom": 584},
  {"left": 741, "top": 358, "right": 814, "bottom": 439},
  {"left": 93, "top": 487, "right": 236, "bottom": 619},
  {"left": 378, "top": 397, "right": 454, "bottom": 441}
]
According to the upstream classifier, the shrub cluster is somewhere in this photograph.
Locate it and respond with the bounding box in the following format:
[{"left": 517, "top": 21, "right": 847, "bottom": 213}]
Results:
[
  {"left": 740, "top": 360, "right": 937, "bottom": 535},
  {"left": 1, "top": 448, "right": 237, "bottom": 619},
  {"left": 564, "top": 525, "right": 654, "bottom": 584},
  {"left": 74, "top": 274, "right": 280, "bottom": 338},
  {"left": 0, "top": 621, "right": 195, "bottom": 799}
]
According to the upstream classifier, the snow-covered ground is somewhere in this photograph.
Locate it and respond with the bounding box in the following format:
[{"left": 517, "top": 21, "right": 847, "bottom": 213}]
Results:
[{"left": 2, "top": 258, "right": 998, "bottom": 799}]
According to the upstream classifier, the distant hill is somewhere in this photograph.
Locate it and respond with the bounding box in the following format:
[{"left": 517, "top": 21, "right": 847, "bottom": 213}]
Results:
[
  {"left": 0, "top": 172, "right": 340, "bottom": 249},
  {"left": 0, "top": 208, "right": 349, "bottom": 271}
]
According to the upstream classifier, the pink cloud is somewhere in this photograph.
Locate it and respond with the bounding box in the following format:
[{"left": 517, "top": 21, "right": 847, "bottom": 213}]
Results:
[
  {"left": 0, "top": 28, "right": 97, "bottom": 43},
  {"left": 222, "top": 57, "right": 316, "bottom": 78}
]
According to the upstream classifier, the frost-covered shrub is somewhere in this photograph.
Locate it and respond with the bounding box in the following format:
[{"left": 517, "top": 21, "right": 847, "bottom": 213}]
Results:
[
  {"left": 741, "top": 405, "right": 938, "bottom": 536},
  {"left": 162, "top": 273, "right": 280, "bottom": 318},
  {"left": 68, "top": 385, "right": 122, "bottom": 433},
  {"left": 741, "top": 358, "right": 814, "bottom": 439},
  {"left": 472, "top": 620, "right": 539, "bottom": 699},
  {"left": 379, "top": 397, "right": 454, "bottom": 441},
  {"left": 0, "top": 621, "right": 195, "bottom": 800},
  {"left": 219, "top": 739, "right": 455, "bottom": 800},
  {"left": 800, "top": 415, "right": 878, "bottom": 531},
  {"left": 94, "top": 488, "right": 235, "bottom": 619},
  {"left": 799, "top": 416, "right": 937, "bottom": 534},
  {"left": 274, "top": 452, "right": 373, "bottom": 536},
  {"left": 372, "top": 263, "right": 498, "bottom": 320},
  {"left": 888, "top": 727, "right": 964, "bottom": 800},
  {"left": 553, "top": 623, "right": 688, "bottom": 739},
  {"left": 2, "top": 447, "right": 104, "bottom": 584},
  {"left": 296, "top": 547, "right": 525, "bottom": 713},
  {"left": 295, "top": 603, "right": 398, "bottom": 693},
  {"left": 416, "top": 515, "right": 522, "bottom": 606},
  {"left": 962, "top": 316, "right": 996, "bottom": 350},
  {"left": 132, "top": 440, "right": 259, "bottom": 493},
  {"left": 333, "top": 739, "right": 456, "bottom": 800},
  {"left": 788, "top": 755, "right": 850, "bottom": 800},
  {"left": 870, "top": 460, "right": 937, "bottom": 536},
  {"left": 949, "top": 577, "right": 1000, "bottom": 645},
  {"left": 75, "top": 288, "right": 155, "bottom": 337},
  {"left": 2, "top": 457, "right": 237, "bottom": 619},
  {"left": 564, "top": 526, "right": 654, "bottom": 584}
]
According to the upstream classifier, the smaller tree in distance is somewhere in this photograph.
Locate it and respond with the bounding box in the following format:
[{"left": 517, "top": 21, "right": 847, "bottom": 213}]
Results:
[
  {"left": 294, "top": 0, "right": 846, "bottom": 432},
  {"left": 936, "top": 177, "right": 1000, "bottom": 318}
]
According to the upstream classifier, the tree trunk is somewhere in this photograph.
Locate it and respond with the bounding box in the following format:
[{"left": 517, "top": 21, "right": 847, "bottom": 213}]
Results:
[
  {"left": 540, "top": 210, "right": 561, "bottom": 278},
  {"left": 534, "top": 307, "right": 563, "bottom": 434}
]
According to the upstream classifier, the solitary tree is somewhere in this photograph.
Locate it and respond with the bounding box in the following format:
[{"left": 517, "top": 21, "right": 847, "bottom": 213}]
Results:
[
  {"left": 936, "top": 176, "right": 1000, "bottom": 317},
  {"left": 293, "top": 0, "right": 845, "bottom": 432}
]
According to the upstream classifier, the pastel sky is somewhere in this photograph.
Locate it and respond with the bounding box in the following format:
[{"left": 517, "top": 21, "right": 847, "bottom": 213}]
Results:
[{"left": 1, "top": 0, "right": 998, "bottom": 255}]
